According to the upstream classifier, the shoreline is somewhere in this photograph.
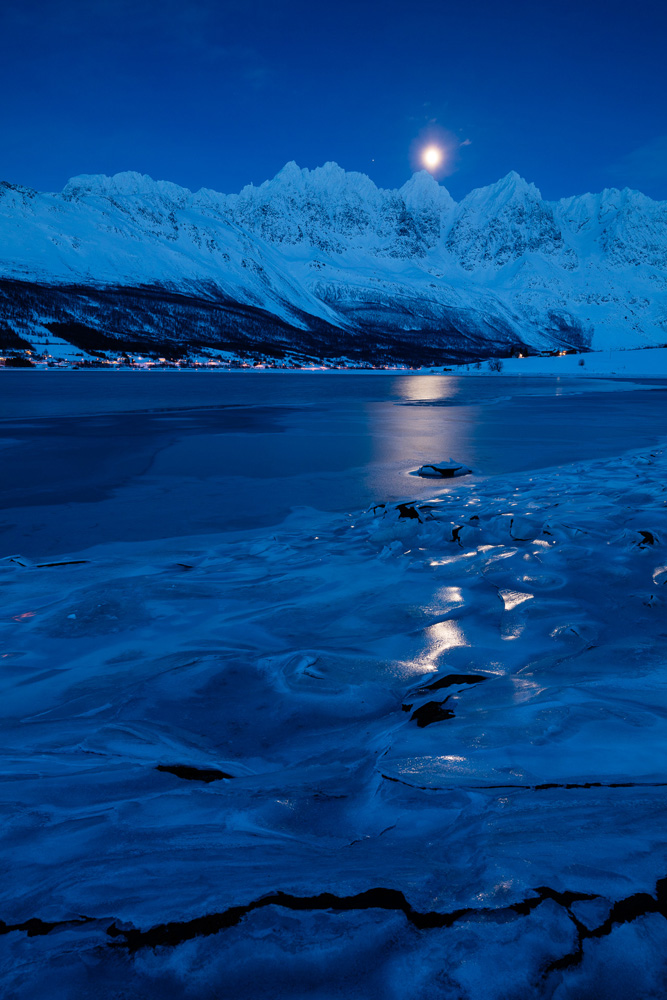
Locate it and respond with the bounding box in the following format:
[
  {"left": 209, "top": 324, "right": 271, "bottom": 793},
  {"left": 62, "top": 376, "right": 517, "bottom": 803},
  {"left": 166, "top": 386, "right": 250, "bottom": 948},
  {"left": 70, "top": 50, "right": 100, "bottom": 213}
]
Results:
[{"left": 2, "top": 343, "right": 667, "bottom": 377}]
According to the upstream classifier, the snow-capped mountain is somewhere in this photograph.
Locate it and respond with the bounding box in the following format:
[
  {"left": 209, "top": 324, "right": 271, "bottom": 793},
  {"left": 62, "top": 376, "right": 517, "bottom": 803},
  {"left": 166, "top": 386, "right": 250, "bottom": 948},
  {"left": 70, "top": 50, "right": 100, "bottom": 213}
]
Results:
[{"left": 1, "top": 162, "right": 665, "bottom": 361}]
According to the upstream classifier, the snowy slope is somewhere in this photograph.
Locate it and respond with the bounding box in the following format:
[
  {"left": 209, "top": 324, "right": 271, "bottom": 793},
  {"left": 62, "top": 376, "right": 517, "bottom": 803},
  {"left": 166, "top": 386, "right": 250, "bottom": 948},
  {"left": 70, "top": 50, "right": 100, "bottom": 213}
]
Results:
[{"left": 0, "top": 163, "right": 665, "bottom": 359}]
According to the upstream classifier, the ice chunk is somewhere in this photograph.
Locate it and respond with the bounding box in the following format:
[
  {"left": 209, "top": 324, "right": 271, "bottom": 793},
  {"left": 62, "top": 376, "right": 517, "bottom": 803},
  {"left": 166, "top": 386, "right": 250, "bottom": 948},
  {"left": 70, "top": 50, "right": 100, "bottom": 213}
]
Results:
[{"left": 417, "top": 459, "right": 470, "bottom": 478}]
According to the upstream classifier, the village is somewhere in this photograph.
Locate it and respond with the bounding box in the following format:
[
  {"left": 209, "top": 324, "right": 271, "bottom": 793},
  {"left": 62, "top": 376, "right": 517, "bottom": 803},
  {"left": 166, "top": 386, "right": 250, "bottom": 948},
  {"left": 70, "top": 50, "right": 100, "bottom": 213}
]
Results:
[{"left": 0, "top": 343, "right": 580, "bottom": 371}]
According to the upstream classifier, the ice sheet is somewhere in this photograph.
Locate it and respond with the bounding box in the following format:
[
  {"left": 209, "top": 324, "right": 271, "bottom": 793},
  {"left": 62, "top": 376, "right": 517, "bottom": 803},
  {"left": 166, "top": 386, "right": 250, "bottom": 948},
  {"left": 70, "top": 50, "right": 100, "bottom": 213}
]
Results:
[{"left": 1, "top": 439, "right": 667, "bottom": 997}]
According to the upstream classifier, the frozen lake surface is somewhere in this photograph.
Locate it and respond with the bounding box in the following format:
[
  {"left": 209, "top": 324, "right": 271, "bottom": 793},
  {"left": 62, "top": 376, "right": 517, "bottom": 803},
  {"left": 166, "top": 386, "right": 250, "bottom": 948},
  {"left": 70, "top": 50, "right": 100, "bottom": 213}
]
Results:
[
  {"left": 1, "top": 371, "right": 666, "bottom": 555},
  {"left": 1, "top": 372, "right": 667, "bottom": 998}
]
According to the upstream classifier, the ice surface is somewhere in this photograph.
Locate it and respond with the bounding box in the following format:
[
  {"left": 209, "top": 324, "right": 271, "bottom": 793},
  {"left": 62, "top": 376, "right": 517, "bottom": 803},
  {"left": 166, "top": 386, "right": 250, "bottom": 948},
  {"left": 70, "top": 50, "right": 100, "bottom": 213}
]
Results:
[
  {"left": 1, "top": 372, "right": 665, "bottom": 565},
  {"left": 1, "top": 424, "right": 667, "bottom": 996}
]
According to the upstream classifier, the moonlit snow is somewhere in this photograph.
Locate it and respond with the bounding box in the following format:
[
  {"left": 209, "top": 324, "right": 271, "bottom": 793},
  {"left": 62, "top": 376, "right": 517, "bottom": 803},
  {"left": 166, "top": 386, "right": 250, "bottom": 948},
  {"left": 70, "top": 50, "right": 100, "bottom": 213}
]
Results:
[
  {"left": 2, "top": 162, "right": 667, "bottom": 360},
  {"left": 1, "top": 374, "right": 666, "bottom": 998}
]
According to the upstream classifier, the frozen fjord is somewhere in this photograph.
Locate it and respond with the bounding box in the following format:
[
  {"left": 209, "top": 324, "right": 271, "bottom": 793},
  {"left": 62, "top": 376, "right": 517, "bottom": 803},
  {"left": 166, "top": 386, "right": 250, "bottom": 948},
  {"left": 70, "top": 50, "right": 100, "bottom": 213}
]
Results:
[
  {"left": 0, "top": 370, "right": 661, "bottom": 559},
  {"left": 1, "top": 377, "right": 667, "bottom": 997}
]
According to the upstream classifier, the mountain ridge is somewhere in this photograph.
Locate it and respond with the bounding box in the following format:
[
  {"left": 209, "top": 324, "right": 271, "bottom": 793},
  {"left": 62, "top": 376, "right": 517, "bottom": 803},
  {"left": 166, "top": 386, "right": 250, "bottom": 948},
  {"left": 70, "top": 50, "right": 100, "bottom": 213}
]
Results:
[{"left": 1, "top": 163, "right": 665, "bottom": 363}]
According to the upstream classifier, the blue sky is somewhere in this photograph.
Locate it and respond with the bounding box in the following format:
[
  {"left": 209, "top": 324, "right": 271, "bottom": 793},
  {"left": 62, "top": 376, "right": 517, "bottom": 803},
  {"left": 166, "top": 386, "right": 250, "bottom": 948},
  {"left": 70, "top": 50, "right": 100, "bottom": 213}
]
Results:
[{"left": 2, "top": 0, "right": 666, "bottom": 199}]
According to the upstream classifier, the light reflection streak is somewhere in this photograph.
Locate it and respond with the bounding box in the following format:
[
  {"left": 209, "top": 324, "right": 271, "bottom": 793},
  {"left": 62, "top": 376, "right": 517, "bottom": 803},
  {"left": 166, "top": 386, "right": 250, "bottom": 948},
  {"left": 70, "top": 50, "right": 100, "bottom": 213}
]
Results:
[
  {"left": 421, "top": 620, "right": 468, "bottom": 670},
  {"left": 499, "top": 590, "right": 534, "bottom": 611},
  {"left": 396, "top": 619, "right": 468, "bottom": 678},
  {"left": 436, "top": 585, "right": 463, "bottom": 605},
  {"left": 429, "top": 551, "right": 477, "bottom": 567},
  {"left": 395, "top": 375, "right": 458, "bottom": 403},
  {"left": 361, "top": 375, "right": 478, "bottom": 507}
]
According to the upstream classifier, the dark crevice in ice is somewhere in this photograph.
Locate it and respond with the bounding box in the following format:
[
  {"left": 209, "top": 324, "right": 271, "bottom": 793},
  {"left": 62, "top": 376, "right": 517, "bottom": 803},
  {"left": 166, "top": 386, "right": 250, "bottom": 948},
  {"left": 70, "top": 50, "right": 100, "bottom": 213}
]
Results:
[
  {"left": 105, "top": 888, "right": 465, "bottom": 951},
  {"left": 380, "top": 773, "right": 667, "bottom": 792},
  {"left": 106, "top": 877, "right": 667, "bottom": 968},
  {"left": 490, "top": 780, "right": 667, "bottom": 791},
  {"left": 104, "top": 890, "right": 468, "bottom": 951},
  {"left": 394, "top": 502, "right": 444, "bottom": 523},
  {"left": 416, "top": 673, "right": 487, "bottom": 694},
  {"left": 410, "top": 700, "right": 456, "bottom": 727},
  {"left": 0, "top": 915, "right": 93, "bottom": 938},
  {"left": 533, "top": 780, "right": 667, "bottom": 790},
  {"left": 403, "top": 674, "right": 486, "bottom": 722},
  {"left": 35, "top": 560, "right": 90, "bottom": 568},
  {"left": 373, "top": 500, "right": 469, "bottom": 530},
  {"left": 156, "top": 764, "right": 233, "bottom": 782},
  {"left": 6, "top": 880, "right": 667, "bottom": 962},
  {"left": 544, "top": 878, "right": 667, "bottom": 976},
  {"left": 106, "top": 885, "right": 599, "bottom": 953},
  {"left": 396, "top": 503, "right": 423, "bottom": 522}
]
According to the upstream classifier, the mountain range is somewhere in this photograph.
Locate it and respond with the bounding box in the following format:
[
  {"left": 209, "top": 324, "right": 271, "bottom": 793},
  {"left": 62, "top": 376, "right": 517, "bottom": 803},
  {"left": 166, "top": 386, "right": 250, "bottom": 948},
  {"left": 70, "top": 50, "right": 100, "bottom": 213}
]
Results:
[{"left": 1, "top": 162, "right": 665, "bottom": 363}]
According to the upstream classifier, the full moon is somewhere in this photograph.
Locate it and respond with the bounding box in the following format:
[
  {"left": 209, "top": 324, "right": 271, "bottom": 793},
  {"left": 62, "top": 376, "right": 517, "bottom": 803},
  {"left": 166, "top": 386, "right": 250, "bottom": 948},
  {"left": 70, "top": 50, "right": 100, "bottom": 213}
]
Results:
[{"left": 421, "top": 144, "right": 444, "bottom": 171}]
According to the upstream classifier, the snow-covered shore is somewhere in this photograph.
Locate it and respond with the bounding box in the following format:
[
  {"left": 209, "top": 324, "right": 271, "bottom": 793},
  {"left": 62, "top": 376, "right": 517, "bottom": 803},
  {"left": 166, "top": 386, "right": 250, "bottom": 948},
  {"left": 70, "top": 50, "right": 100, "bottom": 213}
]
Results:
[
  {"left": 5, "top": 344, "right": 667, "bottom": 377},
  {"left": 1, "top": 435, "right": 666, "bottom": 997},
  {"left": 469, "top": 345, "right": 667, "bottom": 377}
]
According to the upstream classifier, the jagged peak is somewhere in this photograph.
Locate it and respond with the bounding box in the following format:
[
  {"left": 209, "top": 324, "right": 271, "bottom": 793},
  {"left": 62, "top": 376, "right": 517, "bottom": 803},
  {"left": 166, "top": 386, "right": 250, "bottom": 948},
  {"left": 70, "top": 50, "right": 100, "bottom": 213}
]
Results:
[
  {"left": 502, "top": 169, "right": 532, "bottom": 187},
  {"left": 62, "top": 171, "right": 191, "bottom": 203},
  {"left": 399, "top": 171, "right": 456, "bottom": 212},
  {"left": 273, "top": 160, "right": 303, "bottom": 183},
  {"left": 232, "top": 160, "right": 381, "bottom": 206},
  {"left": 53, "top": 165, "right": 664, "bottom": 215},
  {"left": 459, "top": 171, "right": 543, "bottom": 213},
  {"left": 557, "top": 185, "right": 658, "bottom": 214},
  {"left": 494, "top": 170, "right": 541, "bottom": 198},
  {"left": 230, "top": 162, "right": 459, "bottom": 221}
]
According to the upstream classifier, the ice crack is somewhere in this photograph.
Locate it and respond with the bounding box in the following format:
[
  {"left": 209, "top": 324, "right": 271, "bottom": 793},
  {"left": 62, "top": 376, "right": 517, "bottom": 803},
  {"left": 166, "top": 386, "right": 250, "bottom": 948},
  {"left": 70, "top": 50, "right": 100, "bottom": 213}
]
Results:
[
  {"left": 0, "top": 915, "right": 93, "bottom": 938},
  {"left": 105, "top": 885, "right": 599, "bottom": 953},
  {"left": 156, "top": 764, "right": 234, "bottom": 783}
]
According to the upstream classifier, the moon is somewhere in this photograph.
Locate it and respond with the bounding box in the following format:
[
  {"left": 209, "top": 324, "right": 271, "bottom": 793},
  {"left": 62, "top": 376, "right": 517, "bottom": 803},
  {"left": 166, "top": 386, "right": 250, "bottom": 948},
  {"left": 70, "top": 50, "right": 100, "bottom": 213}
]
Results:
[{"left": 421, "top": 145, "right": 444, "bottom": 171}]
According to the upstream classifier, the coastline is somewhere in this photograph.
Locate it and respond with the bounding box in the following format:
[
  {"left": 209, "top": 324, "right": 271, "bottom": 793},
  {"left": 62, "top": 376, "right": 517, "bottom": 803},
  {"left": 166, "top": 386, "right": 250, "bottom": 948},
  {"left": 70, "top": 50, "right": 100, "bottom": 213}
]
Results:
[{"left": 3, "top": 344, "right": 667, "bottom": 377}]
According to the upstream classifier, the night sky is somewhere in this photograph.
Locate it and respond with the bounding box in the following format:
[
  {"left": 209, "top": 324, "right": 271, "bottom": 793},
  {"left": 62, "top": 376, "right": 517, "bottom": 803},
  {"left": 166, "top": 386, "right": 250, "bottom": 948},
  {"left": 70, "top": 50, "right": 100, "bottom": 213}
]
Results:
[{"left": 2, "top": 0, "right": 666, "bottom": 200}]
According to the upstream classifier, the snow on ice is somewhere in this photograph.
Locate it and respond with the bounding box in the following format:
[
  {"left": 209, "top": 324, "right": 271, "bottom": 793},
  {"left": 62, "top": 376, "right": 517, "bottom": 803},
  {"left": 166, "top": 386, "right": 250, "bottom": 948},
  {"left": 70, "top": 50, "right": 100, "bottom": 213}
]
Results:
[{"left": 0, "top": 438, "right": 666, "bottom": 997}]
